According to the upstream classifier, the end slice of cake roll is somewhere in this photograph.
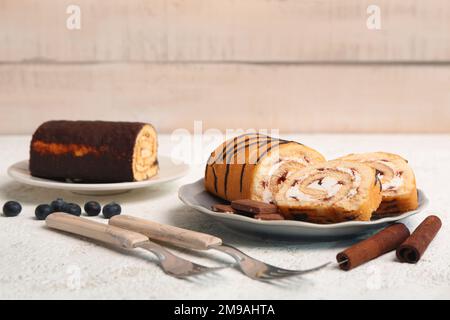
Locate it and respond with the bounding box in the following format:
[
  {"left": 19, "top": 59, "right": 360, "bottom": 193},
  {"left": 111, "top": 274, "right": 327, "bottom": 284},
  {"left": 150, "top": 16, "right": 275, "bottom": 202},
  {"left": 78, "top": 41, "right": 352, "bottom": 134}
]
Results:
[
  {"left": 275, "top": 161, "right": 383, "bottom": 224},
  {"left": 336, "top": 152, "right": 418, "bottom": 216},
  {"left": 30, "top": 121, "right": 158, "bottom": 182},
  {"left": 204, "top": 133, "right": 326, "bottom": 202}
]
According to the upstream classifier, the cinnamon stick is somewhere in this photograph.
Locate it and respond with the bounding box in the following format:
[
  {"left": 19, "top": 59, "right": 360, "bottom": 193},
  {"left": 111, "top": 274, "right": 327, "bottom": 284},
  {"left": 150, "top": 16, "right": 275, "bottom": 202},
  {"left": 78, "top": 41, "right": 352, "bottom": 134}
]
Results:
[
  {"left": 396, "top": 215, "right": 442, "bottom": 264},
  {"left": 336, "top": 223, "right": 410, "bottom": 271}
]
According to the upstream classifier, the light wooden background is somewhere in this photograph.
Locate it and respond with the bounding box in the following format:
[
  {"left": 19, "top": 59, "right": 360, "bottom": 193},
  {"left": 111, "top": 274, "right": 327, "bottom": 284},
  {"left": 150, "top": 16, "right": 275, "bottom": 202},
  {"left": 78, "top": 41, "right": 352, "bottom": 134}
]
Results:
[{"left": 0, "top": 0, "right": 449, "bottom": 134}]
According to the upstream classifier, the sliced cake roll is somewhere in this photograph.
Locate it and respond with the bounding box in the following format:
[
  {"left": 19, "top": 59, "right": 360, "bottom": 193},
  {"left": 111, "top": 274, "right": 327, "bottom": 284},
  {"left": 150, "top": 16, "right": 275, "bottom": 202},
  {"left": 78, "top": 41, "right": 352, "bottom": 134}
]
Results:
[
  {"left": 30, "top": 121, "right": 158, "bottom": 182},
  {"left": 204, "top": 133, "right": 326, "bottom": 202},
  {"left": 275, "top": 161, "right": 383, "bottom": 223},
  {"left": 336, "top": 152, "right": 418, "bottom": 216}
]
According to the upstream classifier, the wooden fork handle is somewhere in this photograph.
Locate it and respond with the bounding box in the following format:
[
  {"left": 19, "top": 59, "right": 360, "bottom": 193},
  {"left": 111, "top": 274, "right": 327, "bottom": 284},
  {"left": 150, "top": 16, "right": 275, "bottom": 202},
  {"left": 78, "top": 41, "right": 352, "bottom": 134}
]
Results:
[
  {"left": 109, "top": 215, "right": 222, "bottom": 250},
  {"left": 46, "top": 212, "right": 149, "bottom": 249}
]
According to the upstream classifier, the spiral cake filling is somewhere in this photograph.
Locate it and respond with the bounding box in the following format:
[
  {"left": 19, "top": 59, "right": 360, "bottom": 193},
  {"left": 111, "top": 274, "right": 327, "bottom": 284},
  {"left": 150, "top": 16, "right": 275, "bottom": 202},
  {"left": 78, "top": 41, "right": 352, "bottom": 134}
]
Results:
[
  {"left": 308, "top": 176, "right": 341, "bottom": 197},
  {"left": 285, "top": 167, "right": 361, "bottom": 204},
  {"left": 275, "top": 160, "right": 383, "bottom": 223},
  {"left": 382, "top": 175, "right": 403, "bottom": 191},
  {"left": 335, "top": 152, "right": 418, "bottom": 217},
  {"left": 132, "top": 125, "right": 158, "bottom": 181},
  {"left": 259, "top": 157, "right": 310, "bottom": 203}
]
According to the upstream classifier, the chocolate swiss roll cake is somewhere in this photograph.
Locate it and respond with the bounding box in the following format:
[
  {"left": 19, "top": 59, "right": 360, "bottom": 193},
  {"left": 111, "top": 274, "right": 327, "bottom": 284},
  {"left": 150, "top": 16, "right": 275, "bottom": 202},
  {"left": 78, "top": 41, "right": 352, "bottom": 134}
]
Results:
[
  {"left": 274, "top": 161, "right": 383, "bottom": 223},
  {"left": 30, "top": 121, "right": 158, "bottom": 182},
  {"left": 204, "top": 133, "right": 326, "bottom": 202},
  {"left": 336, "top": 152, "right": 418, "bottom": 217}
]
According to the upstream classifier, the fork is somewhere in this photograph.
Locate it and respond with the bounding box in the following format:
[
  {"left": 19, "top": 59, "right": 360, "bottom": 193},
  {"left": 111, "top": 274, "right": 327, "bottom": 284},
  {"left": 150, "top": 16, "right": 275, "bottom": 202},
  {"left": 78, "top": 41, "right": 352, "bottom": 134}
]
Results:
[
  {"left": 46, "top": 213, "right": 227, "bottom": 278},
  {"left": 109, "top": 215, "right": 330, "bottom": 281}
]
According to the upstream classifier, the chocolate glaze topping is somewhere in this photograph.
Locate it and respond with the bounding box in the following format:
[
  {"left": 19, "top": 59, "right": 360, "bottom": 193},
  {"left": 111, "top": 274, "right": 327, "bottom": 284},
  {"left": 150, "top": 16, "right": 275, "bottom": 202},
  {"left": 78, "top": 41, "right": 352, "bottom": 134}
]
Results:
[{"left": 30, "top": 120, "right": 154, "bottom": 182}]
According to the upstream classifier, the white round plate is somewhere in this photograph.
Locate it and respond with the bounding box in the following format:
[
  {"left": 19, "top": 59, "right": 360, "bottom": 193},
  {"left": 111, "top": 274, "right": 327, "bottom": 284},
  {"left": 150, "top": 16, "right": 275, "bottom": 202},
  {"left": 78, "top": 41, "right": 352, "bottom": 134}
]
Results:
[
  {"left": 8, "top": 155, "right": 190, "bottom": 196},
  {"left": 179, "top": 179, "right": 428, "bottom": 239}
]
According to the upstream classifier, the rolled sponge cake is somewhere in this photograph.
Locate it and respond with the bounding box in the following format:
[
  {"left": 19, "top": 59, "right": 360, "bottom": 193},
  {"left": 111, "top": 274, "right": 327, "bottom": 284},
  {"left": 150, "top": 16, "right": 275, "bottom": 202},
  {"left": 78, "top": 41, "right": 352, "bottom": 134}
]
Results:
[
  {"left": 204, "top": 133, "right": 326, "bottom": 203},
  {"left": 275, "top": 160, "right": 383, "bottom": 223},
  {"left": 30, "top": 120, "right": 158, "bottom": 182},
  {"left": 336, "top": 152, "right": 418, "bottom": 216}
]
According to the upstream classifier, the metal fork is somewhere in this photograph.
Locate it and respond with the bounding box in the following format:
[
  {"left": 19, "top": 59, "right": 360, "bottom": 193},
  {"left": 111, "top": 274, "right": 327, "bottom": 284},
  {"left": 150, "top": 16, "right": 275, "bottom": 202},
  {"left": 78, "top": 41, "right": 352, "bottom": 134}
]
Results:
[
  {"left": 46, "top": 213, "right": 227, "bottom": 278},
  {"left": 213, "top": 243, "right": 330, "bottom": 280},
  {"left": 110, "top": 215, "right": 330, "bottom": 281}
]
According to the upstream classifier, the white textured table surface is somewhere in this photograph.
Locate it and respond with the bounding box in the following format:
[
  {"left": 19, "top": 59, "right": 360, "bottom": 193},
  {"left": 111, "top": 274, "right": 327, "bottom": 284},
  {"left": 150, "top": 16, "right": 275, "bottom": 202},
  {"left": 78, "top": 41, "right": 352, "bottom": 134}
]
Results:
[{"left": 0, "top": 134, "right": 449, "bottom": 300}]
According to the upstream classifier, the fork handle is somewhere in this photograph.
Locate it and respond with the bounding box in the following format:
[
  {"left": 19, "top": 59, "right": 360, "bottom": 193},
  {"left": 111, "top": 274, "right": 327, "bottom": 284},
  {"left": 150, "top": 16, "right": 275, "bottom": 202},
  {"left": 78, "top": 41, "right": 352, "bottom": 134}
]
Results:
[
  {"left": 109, "top": 215, "right": 222, "bottom": 250},
  {"left": 46, "top": 212, "right": 149, "bottom": 249}
]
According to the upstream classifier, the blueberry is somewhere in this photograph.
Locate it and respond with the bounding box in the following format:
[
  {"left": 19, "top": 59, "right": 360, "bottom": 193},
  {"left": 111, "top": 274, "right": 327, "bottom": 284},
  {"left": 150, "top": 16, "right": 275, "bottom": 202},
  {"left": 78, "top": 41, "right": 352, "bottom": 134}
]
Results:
[
  {"left": 84, "top": 201, "right": 101, "bottom": 216},
  {"left": 2, "top": 201, "right": 22, "bottom": 217},
  {"left": 102, "top": 202, "right": 121, "bottom": 219},
  {"left": 35, "top": 204, "right": 53, "bottom": 220},
  {"left": 50, "top": 198, "right": 66, "bottom": 212},
  {"left": 65, "top": 203, "right": 82, "bottom": 216}
]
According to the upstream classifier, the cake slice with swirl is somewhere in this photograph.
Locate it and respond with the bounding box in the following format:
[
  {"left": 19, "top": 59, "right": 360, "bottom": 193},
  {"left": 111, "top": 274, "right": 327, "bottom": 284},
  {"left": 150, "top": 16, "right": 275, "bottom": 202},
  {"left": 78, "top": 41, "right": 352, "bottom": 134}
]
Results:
[
  {"left": 336, "top": 152, "right": 418, "bottom": 217},
  {"left": 275, "top": 161, "right": 383, "bottom": 223},
  {"left": 204, "top": 133, "right": 326, "bottom": 203}
]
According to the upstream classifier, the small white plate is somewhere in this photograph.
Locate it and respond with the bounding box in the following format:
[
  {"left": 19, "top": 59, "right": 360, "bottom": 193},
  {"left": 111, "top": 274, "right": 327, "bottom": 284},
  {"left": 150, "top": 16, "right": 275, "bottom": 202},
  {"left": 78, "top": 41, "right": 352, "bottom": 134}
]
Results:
[
  {"left": 179, "top": 179, "right": 428, "bottom": 239},
  {"left": 8, "top": 155, "right": 190, "bottom": 196}
]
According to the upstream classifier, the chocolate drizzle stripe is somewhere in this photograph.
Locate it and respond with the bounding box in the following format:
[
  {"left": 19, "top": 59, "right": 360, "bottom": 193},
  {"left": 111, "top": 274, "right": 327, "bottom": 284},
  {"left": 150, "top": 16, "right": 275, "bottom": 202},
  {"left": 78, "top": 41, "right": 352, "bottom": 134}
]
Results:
[
  {"left": 208, "top": 134, "right": 256, "bottom": 193},
  {"left": 212, "top": 166, "right": 218, "bottom": 193},
  {"left": 211, "top": 133, "right": 285, "bottom": 165},
  {"left": 223, "top": 135, "right": 274, "bottom": 164},
  {"left": 225, "top": 138, "right": 273, "bottom": 164},
  {"left": 223, "top": 166, "right": 230, "bottom": 196},
  {"left": 212, "top": 133, "right": 262, "bottom": 164},
  {"left": 227, "top": 138, "right": 274, "bottom": 194},
  {"left": 204, "top": 163, "right": 209, "bottom": 181},
  {"left": 219, "top": 134, "right": 248, "bottom": 164},
  {"left": 223, "top": 135, "right": 264, "bottom": 195},
  {"left": 236, "top": 135, "right": 252, "bottom": 194},
  {"left": 208, "top": 134, "right": 290, "bottom": 196},
  {"left": 239, "top": 164, "right": 246, "bottom": 193},
  {"left": 223, "top": 136, "right": 239, "bottom": 196},
  {"left": 223, "top": 135, "right": 273, "bottom": 196},
  {"left": 256, "top": 140, "right": 290, "bottom": 162}
]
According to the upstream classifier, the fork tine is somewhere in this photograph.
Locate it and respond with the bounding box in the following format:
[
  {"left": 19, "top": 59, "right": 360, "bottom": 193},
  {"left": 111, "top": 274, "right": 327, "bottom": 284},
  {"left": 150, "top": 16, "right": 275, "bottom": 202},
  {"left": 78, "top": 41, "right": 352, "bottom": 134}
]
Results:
[
  {"left": 256, "top": 262, "right": 331, "bottom": 280},
  {"left": 140, "top": 241, "right": 231, "bottom": 278},
  {"left": 270, "top": 262, "right": 331, "bottom": 273},
  {"left": 178, "top": 264, "right": 231, "bottom": 278},
  {"left": 256, "top": 271, "right": 302, "bottom": 281},
  {"left": 265, "top": 270, "right": 302, "bottom": 279},
  {"left": 269, "top": 262, "right": 331, "bottom": 276},
  {"left": 199, "top": 264, "right": 233, "bottom": 272},
  {"left": 256, "top": 273, "right": 279, "bottom": 280},
  {"left": 261, "top": 271, "right": 305, "bottom": 280},
  {"left": 213, "top": 244, "right": 330, "bottom": 280}
]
